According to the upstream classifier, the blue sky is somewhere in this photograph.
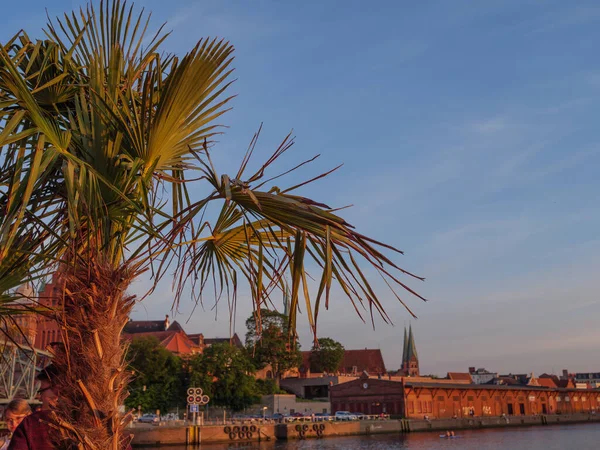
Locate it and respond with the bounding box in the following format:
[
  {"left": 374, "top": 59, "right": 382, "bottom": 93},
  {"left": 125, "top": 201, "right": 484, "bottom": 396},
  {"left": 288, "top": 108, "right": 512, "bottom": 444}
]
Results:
[{"left": 4, "top": 0, "right": 600, "bottom": 375}]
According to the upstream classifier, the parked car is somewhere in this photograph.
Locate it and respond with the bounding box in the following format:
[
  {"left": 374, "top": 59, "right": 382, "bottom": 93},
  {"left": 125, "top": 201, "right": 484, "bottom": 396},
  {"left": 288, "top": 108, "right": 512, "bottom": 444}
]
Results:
[
  {"left": 138, "top": 414, "right": 159, "bottom": 423},
  {"left": 335, "top": 411, "right": 357, "bottom": 421},
  {"left": 291, "top": 412, "right": 304, "bottom": 417},
  {"left": 314, "top": 413, "right": 334, "bottom": 421}
]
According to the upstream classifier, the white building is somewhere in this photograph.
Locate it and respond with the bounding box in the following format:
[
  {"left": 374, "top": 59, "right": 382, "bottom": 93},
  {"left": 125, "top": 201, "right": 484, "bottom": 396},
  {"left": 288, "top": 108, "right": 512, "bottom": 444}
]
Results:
[{"left": 468, "top": 367, "right": 498, "bottom": 385}]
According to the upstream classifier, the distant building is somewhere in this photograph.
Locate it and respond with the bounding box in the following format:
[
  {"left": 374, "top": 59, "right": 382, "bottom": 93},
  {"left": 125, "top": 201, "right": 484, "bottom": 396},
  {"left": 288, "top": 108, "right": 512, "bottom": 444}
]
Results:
[
  {"left": 447, "top": 372, "right": 473, "bottom": 383},
  {"left": 123, "top": 316, "right": 203, "bottom": 355},
  {"left": 330, "top": 372, "right": 600, "bottom": 418},
  {"left": 498, "top": 373, "right": 530, "bottom": 385},
  {"left": 575, "top": 373, "right": 600, "bottom": 389},
  {"left": 399, "top": 325, "right": 419, "bottom": 377},
  {"left": 194, "top": 333, "right": 243, "bottom": 349},
  {"left": 299, "top": 348, "right": 387, "bottom": 378},
  {"left": 1, "top": 283, "right": 38, "bottom": 347},
  {"left": 34, "top": 275, "right": 63, "bottom": 349},
  {"left": 469, "top": 367, "right": 497, "bottom": 384}
]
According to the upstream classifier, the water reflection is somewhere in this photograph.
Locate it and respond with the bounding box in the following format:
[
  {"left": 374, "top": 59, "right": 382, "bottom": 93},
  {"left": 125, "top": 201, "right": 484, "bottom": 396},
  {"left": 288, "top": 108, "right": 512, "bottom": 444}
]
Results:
[{"left": 139, "top": 423, "right": 600, "bottom": 450}]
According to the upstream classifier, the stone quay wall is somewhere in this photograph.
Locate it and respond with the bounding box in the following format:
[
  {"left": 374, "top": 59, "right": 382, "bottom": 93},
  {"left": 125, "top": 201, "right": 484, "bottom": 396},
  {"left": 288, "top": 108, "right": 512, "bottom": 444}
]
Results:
[{"left": 130, "top": 414, "right": 600, "bottom": 446}]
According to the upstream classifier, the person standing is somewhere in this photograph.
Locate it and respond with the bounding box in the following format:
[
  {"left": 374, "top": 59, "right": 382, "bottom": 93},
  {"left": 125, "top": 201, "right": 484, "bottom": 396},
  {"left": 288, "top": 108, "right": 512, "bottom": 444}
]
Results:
[
  {"left": 0, "top": 399, "right": 32, "bottom": 450},
  {"left": 8, "top": 365, "right": 59, "bottom": 450}
]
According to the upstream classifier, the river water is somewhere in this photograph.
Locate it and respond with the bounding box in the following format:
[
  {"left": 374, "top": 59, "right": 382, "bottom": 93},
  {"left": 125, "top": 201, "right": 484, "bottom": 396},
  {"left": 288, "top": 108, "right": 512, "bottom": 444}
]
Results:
[{"left": 149, "top": 423, "right": 600, "bottom": 450}]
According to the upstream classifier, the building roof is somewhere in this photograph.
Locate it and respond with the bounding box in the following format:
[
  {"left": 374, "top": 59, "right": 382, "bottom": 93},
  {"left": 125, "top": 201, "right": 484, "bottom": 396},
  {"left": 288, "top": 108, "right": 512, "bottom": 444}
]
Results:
[
  {"left": 339, "top": 349, "right": 386, "bottom": 375},
  {"left": 539, "top": 373, "right": 560, "bottom": 382},
  {"left": 122, "top": 330, "right": 200, "bottom": 355},
  {"left": 556, "top": 379, "right": 576, "bottom": 389},
  {"left": 299, "top": 348, "right": 387, "bottom": 375},
  {"left": 124, "top": 319, "right": 170, "bottom": 334},
  {"left": 447, "top": 372, "right": 473, "bottom": 382},
  {"left": 404, "top": 380, "right": 598, "bottom": 392},
  {"left": 494, "top": 376, "right": 522, "bottom": 386},
  {"left": 537, "top": 378, "right": 558, "bottom": 388},
  {"left": 575, "top": 372, "right": 600, "bottom": 379},
  {"left": 202, "top": 333, "right": 243, "bottom": 348}
]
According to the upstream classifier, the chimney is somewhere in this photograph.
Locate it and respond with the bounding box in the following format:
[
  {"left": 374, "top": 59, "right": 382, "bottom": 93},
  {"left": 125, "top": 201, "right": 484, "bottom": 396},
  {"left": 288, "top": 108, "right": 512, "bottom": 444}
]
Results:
[
  {"left": 562, "top": 369, "right": 568, "bottom": 380},
  {"left": 469, "top": 367, "right": 475, "bottom": 374},
  {"left": 164, "top": 314, "right": 170, "bottom": 330}
]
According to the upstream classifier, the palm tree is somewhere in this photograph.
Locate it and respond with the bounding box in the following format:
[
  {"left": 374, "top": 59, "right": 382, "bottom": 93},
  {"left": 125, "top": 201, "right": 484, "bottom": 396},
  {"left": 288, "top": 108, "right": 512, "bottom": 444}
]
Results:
[
  {"left": 0, "top": 96, "right": 64, "bottom": 342},
  {"left": 0, "top": 1, "right": 426, "bottom": 449}
]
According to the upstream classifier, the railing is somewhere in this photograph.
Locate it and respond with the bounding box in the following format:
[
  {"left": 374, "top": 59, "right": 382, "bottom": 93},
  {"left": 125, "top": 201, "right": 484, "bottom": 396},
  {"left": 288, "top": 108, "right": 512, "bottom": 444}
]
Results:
[{"left": 130, "top": 414, "right": 391, "bottom": 427}]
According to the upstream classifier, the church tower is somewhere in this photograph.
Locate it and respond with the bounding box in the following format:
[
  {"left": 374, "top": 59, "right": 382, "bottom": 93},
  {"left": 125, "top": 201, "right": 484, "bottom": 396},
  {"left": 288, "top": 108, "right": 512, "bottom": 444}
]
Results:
[{"left": 400, "top": 324, "right": 419, "bottom": 377}]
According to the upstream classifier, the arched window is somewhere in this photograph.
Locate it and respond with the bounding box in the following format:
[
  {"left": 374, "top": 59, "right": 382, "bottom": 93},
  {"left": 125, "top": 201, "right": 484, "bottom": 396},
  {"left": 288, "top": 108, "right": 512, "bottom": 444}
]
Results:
[{"left": 266, "top": 370, "right": 273, "bottom": 379}]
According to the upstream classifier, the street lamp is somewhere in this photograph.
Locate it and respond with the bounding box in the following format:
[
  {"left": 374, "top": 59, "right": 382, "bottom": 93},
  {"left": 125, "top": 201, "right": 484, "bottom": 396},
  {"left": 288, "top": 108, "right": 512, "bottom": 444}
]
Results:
[{"left": 262, "top": 406, "right": 268, "bottom": 420}]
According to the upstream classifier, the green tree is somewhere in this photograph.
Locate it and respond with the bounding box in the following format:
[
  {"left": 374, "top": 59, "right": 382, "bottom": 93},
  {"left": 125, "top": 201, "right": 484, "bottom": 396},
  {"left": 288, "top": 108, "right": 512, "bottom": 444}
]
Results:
[
  {"left": 188, "top": 343, "right": 258, "bottom": 411},
  {"left": 0, "top": 1, "right": 424, "bottom": 448},
  {"left": 310, "top": 337, "right": 345, "bottom": 373},
  {"left": 246, "top": 309, "right": 303, "bottom": 384},
  {"left": 255, "top": 378, "right": 286, "bottom": 395},
  {"left": 125, "top": 337, "right": 182, "bottom": 413}
]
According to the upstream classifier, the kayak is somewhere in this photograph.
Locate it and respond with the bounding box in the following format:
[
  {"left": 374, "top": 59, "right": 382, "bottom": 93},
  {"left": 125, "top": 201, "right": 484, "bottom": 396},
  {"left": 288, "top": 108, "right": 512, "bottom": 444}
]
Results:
[{"left": 439, "top": 435, "right": 460, "bottom": 438}]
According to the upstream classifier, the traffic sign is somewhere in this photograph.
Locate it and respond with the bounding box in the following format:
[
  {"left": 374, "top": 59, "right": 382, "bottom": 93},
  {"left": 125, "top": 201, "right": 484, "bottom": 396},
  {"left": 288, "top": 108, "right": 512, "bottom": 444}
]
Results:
[
  {"left": 187, "top": 387, "right": 210, "bottom": 405},
  {"left": 189, "top": 404, "right": 199, "bottom": 413}
]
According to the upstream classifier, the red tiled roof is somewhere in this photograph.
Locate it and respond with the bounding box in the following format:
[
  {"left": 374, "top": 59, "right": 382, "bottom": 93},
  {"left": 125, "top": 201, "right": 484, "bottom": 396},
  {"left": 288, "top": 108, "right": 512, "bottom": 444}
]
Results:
[
  {"left": 123, "top": 330, "right": 199, "bottom": 355},
  {"left": 447, "top": 372, "right": 473, "bottom": 382},
  {"left": 341, "top": 349, "right": 387, "bottom": 375},
  {"left": 537, "top": 378, "right": 557, "bottom": 388},
  {"left": 300, "top": 349, "right": 386, "bottom": 375}
]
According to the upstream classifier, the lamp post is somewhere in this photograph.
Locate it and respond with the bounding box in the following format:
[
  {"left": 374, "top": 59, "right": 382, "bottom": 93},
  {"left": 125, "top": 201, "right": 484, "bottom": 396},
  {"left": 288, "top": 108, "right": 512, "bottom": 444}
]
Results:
[{"left": 262, "top": 406, "right": 268, "bottom": 420}]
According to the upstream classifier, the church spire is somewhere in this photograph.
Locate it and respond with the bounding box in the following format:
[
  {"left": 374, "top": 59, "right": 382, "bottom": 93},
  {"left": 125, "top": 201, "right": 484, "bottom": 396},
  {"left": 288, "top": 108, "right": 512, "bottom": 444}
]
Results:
[
  {"left": 283, "top": 284, "right": 290, "bottom": 316},
  {"left": 402, "top": 326, "right": 408, "bottom": 366},
  {"left": 407, "top": 324, "right": 418, "bottom": 361}
]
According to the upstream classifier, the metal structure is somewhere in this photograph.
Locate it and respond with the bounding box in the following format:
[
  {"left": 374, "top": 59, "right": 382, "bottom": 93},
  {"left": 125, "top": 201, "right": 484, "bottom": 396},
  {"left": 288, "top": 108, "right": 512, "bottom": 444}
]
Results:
[
  {"left": 0, "top": 340, "right": 51, "bottom": 404},
  {"left": 187, "top": 387, "right": 210, "bottom": 424}
]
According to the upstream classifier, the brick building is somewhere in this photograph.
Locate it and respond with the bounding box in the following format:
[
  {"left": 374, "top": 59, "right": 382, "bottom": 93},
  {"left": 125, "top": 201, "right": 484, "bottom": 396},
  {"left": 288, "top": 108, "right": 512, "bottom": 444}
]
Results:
[
  {"left": 330, "top": 373, "right": 600, "bottom": 418},
  {"left": 299, "top": 348, "right": 387, "bottom": 378},
  {"left": 34, "top": 276, "right": 63, "bottom": 349}
]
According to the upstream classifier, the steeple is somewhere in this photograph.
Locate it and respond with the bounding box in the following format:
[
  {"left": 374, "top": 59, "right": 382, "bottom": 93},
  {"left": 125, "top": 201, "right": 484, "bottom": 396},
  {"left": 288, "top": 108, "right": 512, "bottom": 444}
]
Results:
[
  {"left": 402, "top": 327, "right": 408, "bottom": 366},
  {"left": 283, "top": 284, "right": 290, "bottom": 316},
  {"left": 400, "top": 324, "right": 419, "bottom": 377},
  {"left": 407, "top": 324, "right": 418, "bottom": 361}
]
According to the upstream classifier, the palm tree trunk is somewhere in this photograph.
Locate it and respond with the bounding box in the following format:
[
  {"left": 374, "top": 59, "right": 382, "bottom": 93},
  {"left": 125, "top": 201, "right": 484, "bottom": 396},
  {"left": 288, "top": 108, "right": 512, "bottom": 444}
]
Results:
[{"left": 51, "top": 255, "right": 136, "bottom": 450}]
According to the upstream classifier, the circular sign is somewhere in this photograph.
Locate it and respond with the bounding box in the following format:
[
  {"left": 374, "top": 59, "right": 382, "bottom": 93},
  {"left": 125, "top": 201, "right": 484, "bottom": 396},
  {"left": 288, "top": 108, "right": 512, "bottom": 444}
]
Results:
[
  {"left": 201, "top": 395, "right": 209, "bottom": 404},
  {"left": 187, "top": 388, "right": 195, "bottom": 396},
  {"left": 187, "top": 396, "right": 195, "bottom": 404},
  {"left": 195, "top": 396, "right": 202, "bottom": 403},
  {"left": 195, "top": 388, "right": 203, "bottom": 396}
]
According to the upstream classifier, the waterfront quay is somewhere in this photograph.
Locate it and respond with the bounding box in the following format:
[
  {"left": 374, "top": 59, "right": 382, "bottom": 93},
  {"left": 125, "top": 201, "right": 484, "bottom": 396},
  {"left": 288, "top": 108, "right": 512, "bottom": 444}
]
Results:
[{"left": 130, "top": 413, "right": 600, "bottom": 446}]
